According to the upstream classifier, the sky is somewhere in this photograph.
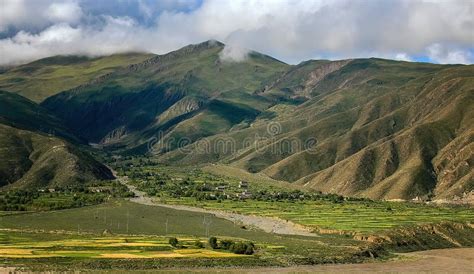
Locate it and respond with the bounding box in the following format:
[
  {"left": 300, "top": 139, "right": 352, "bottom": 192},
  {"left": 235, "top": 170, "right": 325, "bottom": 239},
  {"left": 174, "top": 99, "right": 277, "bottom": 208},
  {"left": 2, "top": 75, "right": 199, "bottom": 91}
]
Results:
[{"left": 0, "top": 0, "right": 473, "bottom": 66}]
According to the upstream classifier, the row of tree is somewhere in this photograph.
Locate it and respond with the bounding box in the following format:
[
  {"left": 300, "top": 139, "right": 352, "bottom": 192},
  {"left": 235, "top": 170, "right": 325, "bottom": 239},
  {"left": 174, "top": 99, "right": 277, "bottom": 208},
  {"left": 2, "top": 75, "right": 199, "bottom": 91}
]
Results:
[{"left": 168, "top": 237, "right": 255, "bottom": 255}]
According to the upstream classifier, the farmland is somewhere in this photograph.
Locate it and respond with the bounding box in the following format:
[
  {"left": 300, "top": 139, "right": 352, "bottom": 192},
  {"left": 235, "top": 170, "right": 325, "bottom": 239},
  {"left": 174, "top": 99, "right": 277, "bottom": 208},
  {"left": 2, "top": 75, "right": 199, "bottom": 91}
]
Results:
[
  {"left": 1, "top": 160, "right": 473, "bottom": 271},
  {"left": 0, "top": 201, "right": 370, "bottom": 270},
  {"left": 115, "top": 161, "right": 474, "bottom": 233},
  {"left": 1, "top": 198, "right": 473, "bottom": 271},
  {"left": 160, "top": 199, "right": 474, "bottom": 233},
  {"left": 0, "top": 233, "right": 245, "bottom": 259}
]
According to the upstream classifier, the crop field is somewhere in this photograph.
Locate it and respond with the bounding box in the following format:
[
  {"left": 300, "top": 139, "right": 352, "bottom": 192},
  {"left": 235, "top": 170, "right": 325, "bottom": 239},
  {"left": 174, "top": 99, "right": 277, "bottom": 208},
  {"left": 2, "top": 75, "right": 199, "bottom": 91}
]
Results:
[
  {"left": 161, "top": 199, "right": 474, "bottom": 233},
  {"left": 0, "top": 201, "right": 368, "bottom": 270},
  {"left": 0, "top": 200, "right": 358, "bottom": 247},
  {"left": 114, "top": 161, "right": 474, "bottom": 233},
  {"left": 2, "top": 162, "right": 472, "bottom": 270},
  {"left": 0, "top": 201, "right": 246, "bottom": 237},
  {"left": 0, "top": 232, "right": 243, "bottom": 259},
  {"left": 115, "top": 162, "right": 474, "bottom": 233}
]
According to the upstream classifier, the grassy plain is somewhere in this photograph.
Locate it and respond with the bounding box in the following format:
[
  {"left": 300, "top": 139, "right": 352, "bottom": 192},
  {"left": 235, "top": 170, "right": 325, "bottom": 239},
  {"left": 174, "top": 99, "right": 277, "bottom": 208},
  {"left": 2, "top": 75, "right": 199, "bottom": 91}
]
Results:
[{"left": 0, "top": 201, "right": 368, "bottom": 270}]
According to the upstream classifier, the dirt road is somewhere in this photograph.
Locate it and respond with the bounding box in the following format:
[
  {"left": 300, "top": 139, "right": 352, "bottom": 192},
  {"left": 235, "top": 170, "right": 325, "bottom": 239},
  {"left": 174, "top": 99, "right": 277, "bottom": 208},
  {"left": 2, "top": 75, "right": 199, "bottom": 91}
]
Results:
[{"left": 119, "top": 177, "right": 317, "bottom": 237}]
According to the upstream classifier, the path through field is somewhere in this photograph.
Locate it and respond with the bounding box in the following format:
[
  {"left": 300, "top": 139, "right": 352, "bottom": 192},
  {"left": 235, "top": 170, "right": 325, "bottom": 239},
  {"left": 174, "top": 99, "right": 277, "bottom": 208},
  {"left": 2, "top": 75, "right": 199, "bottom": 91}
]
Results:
[{"left": 117, "top": 176, "right": 317, "bottom": 237}]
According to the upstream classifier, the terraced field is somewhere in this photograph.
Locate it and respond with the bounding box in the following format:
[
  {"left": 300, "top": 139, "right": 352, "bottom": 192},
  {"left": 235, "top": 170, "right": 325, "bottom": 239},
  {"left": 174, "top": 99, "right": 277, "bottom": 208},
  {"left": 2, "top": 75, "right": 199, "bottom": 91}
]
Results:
[
  {"left": 161, "top": 199, "right": 474, "bottom": 233},
  {"left": 116, "top": 163, "right": 474, "bottom": 233}
]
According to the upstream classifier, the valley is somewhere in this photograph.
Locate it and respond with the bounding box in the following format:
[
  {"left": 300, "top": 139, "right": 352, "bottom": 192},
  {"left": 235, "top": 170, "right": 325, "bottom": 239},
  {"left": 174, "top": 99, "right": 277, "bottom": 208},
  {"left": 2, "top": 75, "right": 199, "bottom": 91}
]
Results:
[
  {"left": 0, "top": 40, "right": 473, "bottom": 271},
  {"left": 1, "top": 158, "right": 472, "bottom": 271}
]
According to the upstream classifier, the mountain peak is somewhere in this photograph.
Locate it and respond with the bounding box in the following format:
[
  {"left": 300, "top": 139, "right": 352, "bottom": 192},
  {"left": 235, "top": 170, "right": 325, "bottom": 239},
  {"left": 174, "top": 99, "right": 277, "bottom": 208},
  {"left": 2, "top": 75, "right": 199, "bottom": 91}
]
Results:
[
  {"left": 202, "top": 39, "right": 225, "bottom": 47},
  {"left": 179, "top": 40, "right": 225, "bottom": 52}
]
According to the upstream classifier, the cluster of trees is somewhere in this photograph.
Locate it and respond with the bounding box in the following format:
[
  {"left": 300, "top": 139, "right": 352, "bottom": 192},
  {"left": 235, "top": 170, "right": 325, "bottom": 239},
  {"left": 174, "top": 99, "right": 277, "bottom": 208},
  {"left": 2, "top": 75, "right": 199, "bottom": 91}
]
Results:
[
  {"left": 116, "top": 159, "right": 373, "bottom": 204},
  {"left": 0, "top": 181, "right": 133, "bottom": 211},
  {"left": 208, "top": 237, "right": 255, "bottom": 255},
  {"left": 137, "top": 177, "right": 363, "bottom": 204},
  {"left": 0, "top": 190, "right": 38, "bottom": 211},
  {"left": 33, "top": 194, "right": 108, "bottom": 210},
  {"left": 0, "top": 190, "right": 107, "bottom": 211},
  {"left": 84, "top": 181, "right": 135, "bottom": 198},
  {"left": 167, "top": 237, "right": 255, "bottom": 255}
]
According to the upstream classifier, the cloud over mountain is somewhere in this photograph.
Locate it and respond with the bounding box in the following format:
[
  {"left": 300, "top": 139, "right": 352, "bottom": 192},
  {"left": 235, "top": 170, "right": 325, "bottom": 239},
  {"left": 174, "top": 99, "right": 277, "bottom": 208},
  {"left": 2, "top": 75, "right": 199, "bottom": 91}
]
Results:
[{"left": 0, "top": 0, "right": 472, "bottom": 65}]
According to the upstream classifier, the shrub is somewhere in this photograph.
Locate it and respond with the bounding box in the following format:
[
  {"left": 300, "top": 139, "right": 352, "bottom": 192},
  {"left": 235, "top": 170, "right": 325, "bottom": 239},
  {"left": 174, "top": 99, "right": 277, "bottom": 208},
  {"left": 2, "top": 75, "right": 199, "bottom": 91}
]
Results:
[
  {"left": 208, "top": 236, "right": 218, "bottom": 249},
  {"left": 244, "top": 242, "right": 255, "bottom": 255},
  {"left": 168, "top": 237, "right": 179, "bottom": 247},
  {"left": 230, "top": 242, "right": 255, "bottom": 255},
  {"left": 230, "top": 242, "right": 246, "bottom": 254},
  {"left": 194, "top": 240, "right": 204, "bottom": 248},
  {"left": 220, "top": 239, "right": 234, "bottom": 250}
]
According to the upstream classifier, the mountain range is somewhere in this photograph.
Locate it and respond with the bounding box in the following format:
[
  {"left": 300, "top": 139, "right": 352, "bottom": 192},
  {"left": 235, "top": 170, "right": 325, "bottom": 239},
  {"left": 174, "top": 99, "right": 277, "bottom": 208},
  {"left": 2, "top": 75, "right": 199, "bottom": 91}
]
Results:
[{"left": 0, "top": 40, "right": 472, "bottom": 200}]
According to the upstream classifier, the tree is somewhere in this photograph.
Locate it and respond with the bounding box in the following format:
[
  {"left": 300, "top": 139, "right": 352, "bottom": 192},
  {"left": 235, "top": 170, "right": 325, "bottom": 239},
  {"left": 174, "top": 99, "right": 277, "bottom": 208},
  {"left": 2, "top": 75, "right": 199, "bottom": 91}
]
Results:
[
  {"left": 220, "top": 239, "right": 234, "bottom": 250},
  {"left": 194, "top": 240, "right": 204, "bottom": 248},
  {"left": 208, "top": 236, "right": 218, "bottom": 249},
  {"left": 244, "top": 242, "right": 255, "bottom": 255},
  {"left": 230, "top": 242, "right": 254, "bottom": 255},
  {"left": 168, "top": 237, "right": 178, "bottom": 247},
  {"left": 229, "top": 242, "right": 245, "bottom": 254}
]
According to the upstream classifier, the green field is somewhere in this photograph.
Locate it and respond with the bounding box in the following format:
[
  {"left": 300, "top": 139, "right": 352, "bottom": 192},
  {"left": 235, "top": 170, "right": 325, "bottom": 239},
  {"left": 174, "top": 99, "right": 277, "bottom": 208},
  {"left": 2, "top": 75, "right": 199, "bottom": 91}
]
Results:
[
  {"left": 161, "top": 199, "right": 474, "bottom": 233},
  {"left": 1, "top": 161, "right": 473, "bottom": 270},
  {"left": 0, "top": 201, "right": 370, "bottom": 270},
  {"left": 1, "top": 158, "right": 473, "bottom": 270},
  {"left": 0, "top": 232, "right": 245, "bottom": 259},
  {"left": 116, "top": 163, "right": 474, "bottom": 233},
  {"left": 0, "top": 200, "right": 356, "bottom": 248}
]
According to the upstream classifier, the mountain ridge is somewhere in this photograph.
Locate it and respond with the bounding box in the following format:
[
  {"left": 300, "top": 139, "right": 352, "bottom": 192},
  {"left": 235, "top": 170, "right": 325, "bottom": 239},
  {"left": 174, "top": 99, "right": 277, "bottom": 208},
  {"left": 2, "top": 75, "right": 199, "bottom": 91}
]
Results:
[
  {"left": 0, "top": 91, "right": 114, "bottom": 189},
  {"left": 0, "top": 41, "right": 472, "bottom": 200}
]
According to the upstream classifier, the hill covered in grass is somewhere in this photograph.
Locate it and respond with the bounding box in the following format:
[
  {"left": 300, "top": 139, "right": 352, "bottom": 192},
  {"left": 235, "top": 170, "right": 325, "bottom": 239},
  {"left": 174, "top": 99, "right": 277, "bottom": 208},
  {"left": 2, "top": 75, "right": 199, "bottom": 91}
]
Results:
[
  {"left": 156, "top": 58, "right": 474, "bottom": 200},
  {"left": 41, "top": 40, "right": 289, "bottom": 152},
  {"left": 0, "top": 91, "right": 113, "bottom": 189},
  {"left": 0, "top": 124, "right": 114, "bottom": 189},
  {"left": 0, "top": 90, "right": 80, "bottom": 142},
  {"left": 0, "top": 41, "right": 472, "bottom": 200},
  {"left": 0, "top": 53, "right": 154, "bottom": 102}
]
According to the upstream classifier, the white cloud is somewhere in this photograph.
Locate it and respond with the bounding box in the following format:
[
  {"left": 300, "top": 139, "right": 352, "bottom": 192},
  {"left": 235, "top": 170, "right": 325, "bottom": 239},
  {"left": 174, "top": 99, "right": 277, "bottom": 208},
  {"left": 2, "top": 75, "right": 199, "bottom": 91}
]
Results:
[
  {"left": 45, "top": 1, "right": 83, "bottom": 24},
  {"left": 0, "top": 0, "right": 83, "bottom": 33},
  {"left": 0, "top": 0, "right": 39, "bottom": 32},
  {"left": 394, "top": 53, "right": 412, "bottom": 62},
  {"left": 138, "top": 0, "right": 153, "bottom": 19},
  {"left": 427, "top": 43, "right": 472, "bottom": 64},
  {"left": 0, "top": 0, "right": 473, "bottom": 66},
  {"left": 219, "top": 44, "right": 250, "bottom": 62},
  {"left": 0, "top": 18, "right": 147, "bottom": 65}
]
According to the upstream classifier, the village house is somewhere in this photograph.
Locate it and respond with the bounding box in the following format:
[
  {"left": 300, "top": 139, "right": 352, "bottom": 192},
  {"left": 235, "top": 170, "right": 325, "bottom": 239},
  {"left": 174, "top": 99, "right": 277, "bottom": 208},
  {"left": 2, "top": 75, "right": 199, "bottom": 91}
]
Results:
[
  {"left": 239, "top": 181, "right": 249, "bottom": 188},
  {"left": 215, "top": 185, "right": 227, "bottom": 192},
  {"left": 237, "top": 190, "right": 252, "bottom": 199}
]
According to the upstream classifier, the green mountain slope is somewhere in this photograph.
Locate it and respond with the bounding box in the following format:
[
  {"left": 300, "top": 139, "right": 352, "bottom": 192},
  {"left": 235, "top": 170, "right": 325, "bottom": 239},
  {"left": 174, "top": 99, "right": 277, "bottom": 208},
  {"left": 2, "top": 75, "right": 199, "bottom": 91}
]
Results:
[
  {"left": 0, "top": 90, "right": 79, "bottom": 142},
  {"left": 1, "top": 41, "right": 472, "bottom": 200},
  {"left": 0, "top": 53, "right": 154, "bottom": 102},
  {"left": 0, "top": 91, "right": 113, "bottom": 189},
  {"left": 158, "top": 58, "right": 474, "bottom": 200},
  {"left": 41, "top": 41, "right": 288, "bottom": 152},
  {"left": 0, "top": 124, "right": 114, "bottom": 189}
]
